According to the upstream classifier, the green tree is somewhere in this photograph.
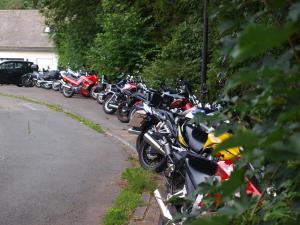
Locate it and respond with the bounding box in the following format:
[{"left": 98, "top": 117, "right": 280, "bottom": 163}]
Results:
[
  {"left": 87, "top": 5, "right": 152, "bottom": 78},
  {"left": 0, "top": 0, "right": 34, "bottom": 9},
  {"left": 36, "top": 0, "right": 102, "bottom": 69},
  {"left": 189, "top": 1, "right": 300, "bottom": 224}
]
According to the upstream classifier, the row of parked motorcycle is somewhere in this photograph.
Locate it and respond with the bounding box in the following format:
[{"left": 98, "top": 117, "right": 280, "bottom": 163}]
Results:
[{"left": 21, "top": 66, "right": 267, "bottom": 225}]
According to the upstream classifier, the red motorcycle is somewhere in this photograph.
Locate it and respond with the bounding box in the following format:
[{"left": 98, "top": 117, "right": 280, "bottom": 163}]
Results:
[{"left": 61, "top": 71, "right": 98, "bottom": 98}]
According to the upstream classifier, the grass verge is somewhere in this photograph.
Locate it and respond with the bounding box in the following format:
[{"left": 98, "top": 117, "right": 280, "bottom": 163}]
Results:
[
  {"left": 64, "top": 112, "right": 105, "bottom": 133},
  {"left": 0, "top": 92, "right": 105, "bottom": 133},
  {"left": 102, "top": 165, "right": 158, "bottom": 225}
]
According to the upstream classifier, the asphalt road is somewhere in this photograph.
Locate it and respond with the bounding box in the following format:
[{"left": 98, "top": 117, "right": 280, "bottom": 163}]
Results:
[
  {"left": 0, "top": 95, "right": 129, "bottom": 225},
  {"left": 0, "top": 85, "right": 137, "bottom": 150}
]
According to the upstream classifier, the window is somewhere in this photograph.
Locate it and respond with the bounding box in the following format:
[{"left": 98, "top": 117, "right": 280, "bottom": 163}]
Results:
[
  {"left": 0, "top": 62, "right": 14, "bottom": 70},
  {"left": 15, "top": 62, "right": 24, "bottom": 69}
]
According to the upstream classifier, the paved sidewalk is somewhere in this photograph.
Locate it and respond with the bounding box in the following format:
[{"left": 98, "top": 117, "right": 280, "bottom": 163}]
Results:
[{"left": 129, "top": 193, "right": 160, "bottom": 225}]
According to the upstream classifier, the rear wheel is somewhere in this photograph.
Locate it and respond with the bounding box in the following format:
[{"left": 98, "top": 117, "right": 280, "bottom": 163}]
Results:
[
  {"left": 136, "top": 132, "right": 144, "bottom": 151},
  {"left": 103, "top": 94, "right": 117, "bottom": 114},
  {"left": 117, "top": 101, "right": 131, "bottom": 123},
  {"left": 62, "top": 86, "right": 74, "bottom": 98},
  {"left": 138, "top": 140, "right": 166, "bottom": 172}
]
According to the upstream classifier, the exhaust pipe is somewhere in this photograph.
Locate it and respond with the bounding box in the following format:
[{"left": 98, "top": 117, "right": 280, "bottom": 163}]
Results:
[
  {"left": 128, "top": 128, "right": 141, "bottom": 135},
  {"left": 110, "top": 104, "right": 119, "bottom": 109},
  {"left": 144, "top": 132, "right": 165, "bottom": 156},
  {"left": 154, "top": 189, "right": 173, "bottom": 221}
]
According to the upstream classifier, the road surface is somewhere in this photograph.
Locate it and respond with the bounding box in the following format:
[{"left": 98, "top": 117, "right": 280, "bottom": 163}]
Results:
[
  {"left": 0, "top": 95, "right": 129, "bottom": 225},
  {"left": 0, "top": 85, "right": 137, "bottom": 150}
]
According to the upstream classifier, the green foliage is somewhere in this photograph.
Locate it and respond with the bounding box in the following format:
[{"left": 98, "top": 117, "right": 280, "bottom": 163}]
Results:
[
  {"left": 37, "top": 0, "right": 102, "bottom": 69},
  {"left": 190, "top": 1, "right": 300, "bottom": 225},
  {"left": 87, "top": 6, "right": 152, "bottom": 78},
  {"left": 143, "top": 15, "right": 203, "bottom": 88},
  {"left": 102, "top": 208, "right": 128, "bottom": 225},
  {"left": 122, "top": 167, "right": 156, "bottom": 193},
  {"left": 231, "top": 22, "right": 297, "bottom": 63},
  {"left": 0, "top": 0, "right": 34, "bottom": 9},
  {"left": 102, "top": 167, "right": 157, "bottom": 225}
]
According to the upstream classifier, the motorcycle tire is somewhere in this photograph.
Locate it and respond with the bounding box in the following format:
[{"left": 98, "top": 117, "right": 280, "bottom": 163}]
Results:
[
  {"left": 90, "top": 89, "right": 98, "bottom": 100},
  {"left": 96, "top": 93, "right": 104, "bottom": 104},
  {"left": 136, "top": 131, "right": 144, "bottom": 151},
  {"left": 103, "top": 94, "right": 117, "bottom": 114},
  {"left": 52, "top": 83, "right": 60, "bottom": 91},
  {"left": 59, "top": 84, "right": 63, "bottom": 93},
  {"left": 21, "top": 76, "right": 34, "bottom": 87},
  {"left": 62, "top": 86, "right": 75, "bottom": 98},
  {"left": 138, "top": 140, "right": 167, "bottom": 172},
  {"left": 117, "top": 101, "right": 130, "bottom": 123},
  {"left": 136, "top": 121, "right": 157, "bottom": 151},
  {"left": 42, "top": 83, "right": 52, "bottom": 89}
]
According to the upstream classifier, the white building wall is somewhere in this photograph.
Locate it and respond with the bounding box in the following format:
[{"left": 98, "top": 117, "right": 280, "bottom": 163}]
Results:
[{"left": 0, "top": 51, "right": 58, "bottom": 70}]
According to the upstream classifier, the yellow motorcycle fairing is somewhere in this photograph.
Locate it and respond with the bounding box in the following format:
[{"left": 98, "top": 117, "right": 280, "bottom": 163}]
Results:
[
  {"left": 203, "top": 132, "right": 240, "bottom": 160},
  {"left": 178, "top": 126, "right": 188, "bottom": 148}
]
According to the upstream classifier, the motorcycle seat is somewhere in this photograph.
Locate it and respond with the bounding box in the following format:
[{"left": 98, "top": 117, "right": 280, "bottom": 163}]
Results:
[
  {"left": 132, "top": 92, "right": 147, "bottom": 101},
  {"left": 163, "top": 92, "right": 185, "bottom": 99},
  {"left": 185, "top": 124, "right": 208, "bottom": 153},
  {"left": 122, "top": 89, "right": 132, "bottom": 96}
]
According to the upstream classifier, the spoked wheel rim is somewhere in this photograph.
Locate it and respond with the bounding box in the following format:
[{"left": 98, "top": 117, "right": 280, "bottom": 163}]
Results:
[
  {"left": 141, "top": 144, "right": 164, "bottom": 169},
  {"left": 103, "top": 95, "right": 116, "bottom": 113},
  {"left": 63, "top": 86, "right": 74, "bottom": 97},
  {"left": 119, "top": 104, "right": 130, "bottom": 121},
  {"left": 23, "top": 78, "right": 33, "bottom": 87},
  {"left": 92, "top": 91, "right": 98, "bottom": 99},
  {"left": 104, "top": 101, "right": 113, "bottom": 111}
]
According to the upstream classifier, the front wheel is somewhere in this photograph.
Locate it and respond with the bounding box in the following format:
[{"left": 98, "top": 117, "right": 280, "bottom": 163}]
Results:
[
  {"left": 138, "top": 140, "right": 167, "bottom": 172},
  {"left": 62, "top": 86, "right": 75, "bottom": 98},
  {"left": 103, "top": 94, "right": 117, "bottom": 114},
  {"left": 97, "top": 93, "right": 105, "bottom": 104},
  {"left": 117, "top": 101, "right": 131, "bottom": 123},
  {"left": 21, "top": 76, "right": 33, "bottom": 87},
  {"left": 90, "top": 88, "right": 98, "bottom": 100},
  {"left": 52, "top": 81, "right": 60, "bottom": 91},
  {"left": 59, "top": 84, "right": 63, "bottom": 93},
  {"left": 42, "top": 83, "right": 52, "bottom": 89}
]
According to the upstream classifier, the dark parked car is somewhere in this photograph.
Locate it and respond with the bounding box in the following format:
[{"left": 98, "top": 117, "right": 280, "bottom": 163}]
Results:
[{"left": 0, "top": 60, "right": 33, "bottom": 86}]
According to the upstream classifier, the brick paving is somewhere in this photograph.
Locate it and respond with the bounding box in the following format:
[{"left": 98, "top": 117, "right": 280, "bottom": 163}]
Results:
[{"left": 129, "top": 193, "right": 160, "bottom": 225}]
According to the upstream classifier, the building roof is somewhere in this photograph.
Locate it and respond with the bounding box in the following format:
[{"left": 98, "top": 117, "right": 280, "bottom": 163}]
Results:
[{"left": 0, "top": 10, "right": 55, "bottom": 52}]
